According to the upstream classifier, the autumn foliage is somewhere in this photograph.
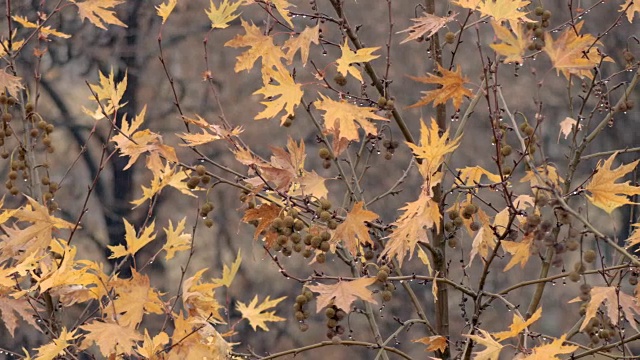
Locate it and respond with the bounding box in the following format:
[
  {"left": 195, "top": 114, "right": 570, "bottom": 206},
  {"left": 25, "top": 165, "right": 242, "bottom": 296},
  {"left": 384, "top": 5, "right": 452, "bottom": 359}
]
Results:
[{"left": 1, "top": 0, "right": 640, "bottom": 359}]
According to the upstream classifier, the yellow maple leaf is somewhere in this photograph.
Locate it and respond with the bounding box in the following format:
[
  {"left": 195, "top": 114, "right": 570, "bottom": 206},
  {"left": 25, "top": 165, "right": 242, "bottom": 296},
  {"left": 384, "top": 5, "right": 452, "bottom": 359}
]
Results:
[
  {"left": 584, "top": 152, "right": 640, "bottom": 213},
  {"left": 181, "top": 269, "right": 225, "bottom": 322},
  {"left": 493, "top": 307, "right": 542, "bottom": 341},
  {"left": 0, "top": 68, "right": 23, "bottom": 97},
  {"left": 543, "top": 22, "right": 602, "bottom": 79},
  {"left": 335, "top": 39, "right": 380, "bottom": 82},
  {"left": 108, "top": 220, "right": 156, "bottom": 259},
  {"left": 625, "top": 223, "right": 640, "bottom": 250},
  {"left": 85, "top": 67, "right": 127, "bottom": 119},
  {"left": 291, "top": 170, "right": 328, "bottom": 199},
  {"left": 464, "top": 329, "right": 503, "bottom": 360},
  {"left": 70, "top": 0, "right": 127, "bottom": 30},
  {"left": 253, "top": 67, "right": 303, "bottom": 124},
  {"left": 332, "top": 202, "right": 378, "bottom": 256},
  {"left": 162, "top": 217, "right": 192, "bottom": 260},
  {"left": 468, "top": 210, "right": 495, "bottom": 266},
  {"left": 12, "top": 16, "right": 71, "bottom": 39},
  {"left": 522, "top": 335, "right": 578, "bottom": 359},
  {"left": 6, "top": 197, "right": 75, "bottom": 261},
  {"left": 80, "top": 321, "right": 143, "bottom": 357},
  {"left": 212, "top": 249, "right": 242, "bottom": 287},
  {"left": 283, "top": 25, "right": 320, "bottom": 65},
  {"left": 382, "top": 187, "right": 441, "bottom": 267},
  {"left": 206, "top": 0, "right": 242, "bottom": 29},
  {"left": 620, "top": 0, "right": 640, "bottom": 22},
  {"left": 136, "top": 329, "right": 169, "bottom": 360},
  {"left": 477, "top": 0, "right": 531, "bottom": 22},
  {"left": 178, "top": 115, "right": 243, "bottom": 146},
  {"left": 453, "top": 0, "right": 482, "bottom": 10},
  {"left": 156, "top": 0, "right": 177, "bottom": 24},
  {"left": 409, "top": 64, "right": 472, "bottom": 109},
  {"left": 131, "top": 164, "right": 195, "bottom": 208},
  {"left": 490, "top": 20, "right": 531, "bottom": 64},
  {"left": 168, "top": 313, "right": 232, "bottom": 358},
  {"left": 501, "top": 233, "right": 534, "bottom": 271},
  {"left": 456, "top": 166, "right": 502, "bottom": 186},
  {"left": 32, "top": 327, "right": 78, "bottom": 360},
  {"left": 225, "top": 20, "right": 286, "bottom": 75},
  {"left": 413, "top": 335, "right": 448, "bottom": 353},
  {"left": 408, "top": 118, "right": 461, "bottom": 177},
  {"left": 558, "top": 117, "right": 581, "bottom": 141},
  {"left": 520, "top": 164, "right": 564, "bottom": 190},
  {"left": 111, "top": 106, "right": 178, "bottom": 174},
  {"left": 106, "top": 270, "right": 165, "bottom": 327},
  {"left": 314, "top": 93, "right": 388, "bottom": 141},
  {"left": 398, "top": 12, "right": 457, "bottom": 44},
  {"left": 569, "top": 286, "right": 640, "bottom": 332},
  {"left": 307, "top": 277, "right": 378, "bottom": 313},
  {"left": 236, "top": 295, "right": 286, "bottom": 331},
  {"left": 269, "top": 0, "right": 295, "bottom": 28}
]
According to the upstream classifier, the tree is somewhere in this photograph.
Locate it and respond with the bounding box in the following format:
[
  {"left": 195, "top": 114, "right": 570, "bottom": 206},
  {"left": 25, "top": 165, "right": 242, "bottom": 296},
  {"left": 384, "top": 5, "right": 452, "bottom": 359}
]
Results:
[{"left": 0, "top": 0, "right": 639, "bottom": 359}]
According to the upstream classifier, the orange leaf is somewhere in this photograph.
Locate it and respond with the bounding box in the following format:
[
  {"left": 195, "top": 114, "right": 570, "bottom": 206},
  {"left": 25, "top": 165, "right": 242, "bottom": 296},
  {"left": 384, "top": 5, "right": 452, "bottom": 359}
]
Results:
[
  {"left": 413, "top": 335, "right": 448, "bottom": 352},
  {"left": 70, "top": 0, "right": 127, "bottom": 30},
  {"left": 206, "top": 0, "right": 242, "bottom": 29},
  {"left": 307, "top": 277, "right": 378, "bottom": 313},
  {"left": 408, "top": 64, "right": 472, "bottom": 109},
  {"left": 236, "top": 295, "right": 286, "bottom": 331},
  {"left": 543, "top": 22, "right": 602, "bottom": 79},
  {"left": 493, "top": 307, "right": 542, "bottom": 341},
  {"left": 314, "top": 94, "right": 388, "bottom": 141},
  {"left": 522, "top": 335, "right": 578, "bottom": 359},
  {"left": 335, "top": 39, "right": 380, "bottom": 82},
  {"left": 80, "top": 321, "right": 143, "bottom": 357},
  {"left": 397, "top": 12, "right": 457, "bottom": 44},
  {"left": 584, "top": 152, "right": 640, "bottom": 213},
  {"left": 242, "top": 203, "right": 281, "bottom": 246},
  {"left": 490, "top": 20, "right": 531, "bottom": 64},
  {"left": 332, "top": 202, "right": 378, "bottom": 256},
  {"left": 107, "top": 220, "right": 156, "bottom": 259}
]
